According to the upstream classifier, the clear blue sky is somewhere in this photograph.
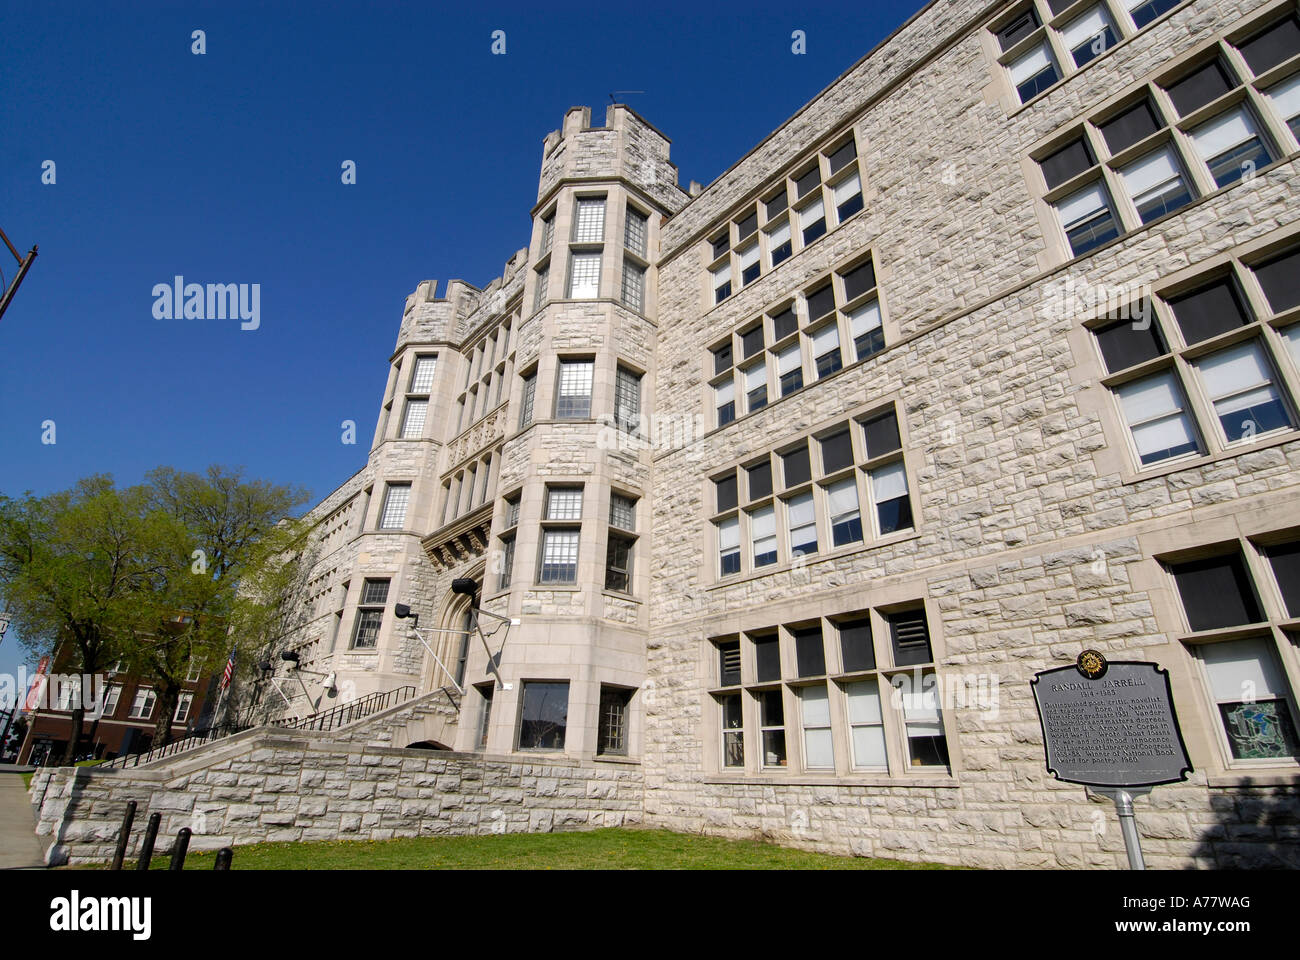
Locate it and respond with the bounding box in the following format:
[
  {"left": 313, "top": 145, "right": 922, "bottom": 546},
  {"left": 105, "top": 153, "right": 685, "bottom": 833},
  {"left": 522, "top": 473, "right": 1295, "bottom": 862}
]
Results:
[{"left": 0, "top": 0, "right": 921, "bottom": 678}]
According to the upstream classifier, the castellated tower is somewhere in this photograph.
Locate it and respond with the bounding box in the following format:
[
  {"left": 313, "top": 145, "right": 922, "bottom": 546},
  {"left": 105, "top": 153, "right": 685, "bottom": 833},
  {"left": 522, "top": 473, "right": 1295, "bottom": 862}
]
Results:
[{"left": 269, "top": 104, "right": 689, "bottom": 759}]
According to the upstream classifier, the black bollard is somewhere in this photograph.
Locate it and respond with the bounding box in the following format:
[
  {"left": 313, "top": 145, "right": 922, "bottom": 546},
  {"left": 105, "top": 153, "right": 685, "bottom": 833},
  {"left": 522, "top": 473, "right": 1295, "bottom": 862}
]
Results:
[
  {"left": 169, "top": 827, "right": 192, "bottom": 871},
  {"left": 110, "top": 801, "right": 137, "bottom": 871},
  {"left": 214, "top": 847, "right": 233, "bottom": 871},
  {"left": 136, "top": 812, "right": 161, "bottom": 870}
]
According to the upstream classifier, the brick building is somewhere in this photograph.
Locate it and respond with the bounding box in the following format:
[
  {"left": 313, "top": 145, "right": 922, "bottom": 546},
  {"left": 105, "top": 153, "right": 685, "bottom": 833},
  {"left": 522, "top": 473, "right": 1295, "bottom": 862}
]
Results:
[{"left": 211, "top": 0, "right": 1300, "bottom": 866}]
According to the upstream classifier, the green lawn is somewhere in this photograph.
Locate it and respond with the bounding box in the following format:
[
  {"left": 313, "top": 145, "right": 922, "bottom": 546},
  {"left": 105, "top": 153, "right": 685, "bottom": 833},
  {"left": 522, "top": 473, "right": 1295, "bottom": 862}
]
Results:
[{"left": 123, "top": 827, "right": 953, "bottom": 870}]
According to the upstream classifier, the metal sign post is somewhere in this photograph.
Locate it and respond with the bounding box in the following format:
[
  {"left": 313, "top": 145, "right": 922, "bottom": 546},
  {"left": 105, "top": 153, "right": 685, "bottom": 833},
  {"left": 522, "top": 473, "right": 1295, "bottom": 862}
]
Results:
[{"left": 1090, "top": 786, "right": 1153, "bottom": 870}]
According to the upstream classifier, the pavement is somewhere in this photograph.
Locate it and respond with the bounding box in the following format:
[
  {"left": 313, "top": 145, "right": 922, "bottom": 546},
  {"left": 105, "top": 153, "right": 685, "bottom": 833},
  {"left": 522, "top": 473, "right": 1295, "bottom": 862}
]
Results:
[{"left": 0, "top": 767, "right": 47, "bottom": 869}]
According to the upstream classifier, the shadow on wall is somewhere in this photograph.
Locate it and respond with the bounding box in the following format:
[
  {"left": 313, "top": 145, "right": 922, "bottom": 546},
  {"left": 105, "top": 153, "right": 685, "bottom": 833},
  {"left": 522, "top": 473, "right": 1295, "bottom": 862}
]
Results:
[{"left": 1189, "top": 776, "right": 1300, "bottom": 869}]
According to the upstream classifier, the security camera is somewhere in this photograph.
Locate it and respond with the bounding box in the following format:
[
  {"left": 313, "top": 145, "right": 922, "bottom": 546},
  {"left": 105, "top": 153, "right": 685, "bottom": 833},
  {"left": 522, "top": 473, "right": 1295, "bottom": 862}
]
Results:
[{"left": 451, "top": 578, "right": 477, "bottom": 596}]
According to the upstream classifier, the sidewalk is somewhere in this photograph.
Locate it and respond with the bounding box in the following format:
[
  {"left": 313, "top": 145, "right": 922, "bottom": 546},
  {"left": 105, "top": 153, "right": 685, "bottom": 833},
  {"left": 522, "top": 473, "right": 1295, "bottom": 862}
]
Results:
[{"left": 0, "top": 768, "right": 47, "bottom": 869}]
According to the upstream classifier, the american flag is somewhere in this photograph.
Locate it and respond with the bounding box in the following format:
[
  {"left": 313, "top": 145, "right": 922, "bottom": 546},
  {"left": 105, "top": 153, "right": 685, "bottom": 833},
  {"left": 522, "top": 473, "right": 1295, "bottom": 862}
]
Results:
[{"left": 218, "top": 647, "right": 237, "bottom": 691}]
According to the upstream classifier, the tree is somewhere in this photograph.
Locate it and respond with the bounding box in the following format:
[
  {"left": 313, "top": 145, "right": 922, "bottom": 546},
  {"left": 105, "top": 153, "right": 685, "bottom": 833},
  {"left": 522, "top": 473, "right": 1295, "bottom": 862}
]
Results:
[{"left": 0, "top": 477, "right": 163, "bottom": 764}]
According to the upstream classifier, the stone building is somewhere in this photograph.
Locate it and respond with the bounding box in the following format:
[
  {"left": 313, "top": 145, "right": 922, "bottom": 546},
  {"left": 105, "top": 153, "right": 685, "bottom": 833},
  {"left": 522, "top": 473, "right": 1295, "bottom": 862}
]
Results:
[{"left": 40, "top": 0, "right": 1300, "bottom": 868}]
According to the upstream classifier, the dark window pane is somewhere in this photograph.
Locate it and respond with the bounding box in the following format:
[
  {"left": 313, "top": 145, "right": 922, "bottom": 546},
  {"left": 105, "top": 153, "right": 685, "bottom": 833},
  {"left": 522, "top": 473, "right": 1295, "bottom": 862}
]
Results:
[
  {"left": 713, "top": 342, "right": 732, "bottom": 374},
  {"left": 1100, "top": 99, "right": 1163, "bottom": 154},
  {"left": 741, "top": 325, "right": 764, "bottom": 358},
  {"left": 1045, "top": 0, "right": 1076, "bottom": 13},
  {"left": 841, "top": 260, "right": 877, "bottom": 302},
  {"left": 828, "top": 139, "right": 857, "bottom": 174},
  {"left": 1238, "top": 17, "right": 1300, "bottom": 75},
  {"left": 604, "top": 536, "right": 632, "bottom": 592},
  {"left": 715, "top": 281, "right": 732, "bottom": 304},
  {"left": 796, "top": 166, "right": 821, "bottom": 198},
  {"left": 1129, "top": 0, "right": 1179, "bottom": 28},
  {"left": 864, "top": 410, "right": 901, "bottom": 458},
  {"left": 1094, "top": 313, "right": 1167, "bottom": 372},
  {"left": 736, "top": 212, "right": 758, "bottom": 241},
  {"left": 782, "top": 445, "right": 811, "bottom": 487},
  {"left": 794, "top": 627, "right": 826, "bottom": 677},
  {"left": 717, "top": 401, "right": 735, "bottom": 425},
  {"left": 596, "top": 687, "right": 631, "bottom": 755},
  {"left": 766, "top": 190, "right": 788, "bottom": 219},
  {"left": 1133, "top": 176, "right": 1192, "bottom": 224},
  {"left": 838, "top": 617, "right": 875, "bottom": 671},
  {"left": 518, "top": 681, "right": 569, "bottom": 750},
  {"left": 715, "top": 472, "right": 738, "bottom": 512},
  {"left": 772, "top": 307, "right": 798, "bottom": 341},
  {"left": 1017, "top": 63, "right": 1059, "bottom": 103},
  {"left": 718, "top": 640, "right": 742, "bottom": 686},
  {"left": 996, "top": 7, "right": 1040, "bottom": 51},
  {"left": 837, "top": 193, "right": 864, "bottom": 221},
  {"left": 1168, "top": 278, "right": 1251, "bottom": 345},
  {"left": 1067, "top": 206, "right": 1120, "bottom": 256},
  {"left": 832, "top": 514, "right": 863, "bottom": 546},
  {"left": 747, "top": 460, "right": 772, "bottom": 501},
  {"left": 1166, "top": 59, "right": 1236, "bottom": 116},
  {"left": 1040, "top": 138, "right": 1095, "bottom": 191},
  {"left": 742, "top": 262, "right": 761, "bottom": 286},
  {"left": 807, "top": 283, "right": 835, "bottom": 321},
  {"left": 821, "top": 429, "right": 854, "bottom": 473},
  {"left": 754, "top": 636, "right": 781, "bottom": 682},
  {"left": 877, "top": 496, "right": 913, "bottom": 535},
  {"left": 780, "top": 368, "right": 803, "bottom": 396},
  {"left": 1252, "top": 247, "right": 1300, "bottom": 314},
  {"left": 803, "top": 217, "right": 827, "bottom": 245},
  {"left": 816, "top": 349, "right": 843, "bottom": 378},
  {"left": 908, "top": 728, "right": 951, "bottom": 767},
  {"left": 771, "top": 239, "right": 793, "bottom": 267},
  {"left": 1205, "top": 136, "right": 1270, "bottom": 188},
  {"left": 722, "top": 694, "right": 745, "bottom": 766},
  {"left": 711, "top": 233, "right": 730, "bottom": 260},
  {"left": 888, "top": 609, "right": 933, "bottom": 666},
  {"left": 1072, "top": 26, "right": 1117, "bottom": 67},
  {"left": 1171, "top": 553, "right": 1263, "bottom": 630},
  {"left": 720, "top": 550, "right": 741, "bottom": 576},
  {"left": 1267, "top": 542, "right": 1300, "bottom": 617}
]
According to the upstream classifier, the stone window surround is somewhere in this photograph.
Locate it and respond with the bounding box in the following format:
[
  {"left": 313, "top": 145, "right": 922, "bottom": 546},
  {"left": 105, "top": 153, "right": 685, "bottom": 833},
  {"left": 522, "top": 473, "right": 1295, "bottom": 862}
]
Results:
[
  {"left": 346, "top": 573, "right": 395, "bottom": 652},
  {"left": 510, "top": 352, "right": 651, "bottom": 440},
  {"left": 983, "top": 0, "right": 1197, "bottom": 114},
  {"left": 440, "top": 449, "right": 500, "bottom": 527},
  {"left": 1024, "top": 7, "right": 1300, "bottom": 266},
  {"left": 1070, "top": 225, "right": 1300, "bottom": 484},
  {"left": 701, "top": 130, "right": 868, "bottom": 311},
  {"left": 707, "top": 398, "right": 921, "bottom": 587},
  {"left": 706, "top": 248, "right": 892, "bottom": 428},
  {"left": 701, "top": 596, "right": 958, "bottom": 784},
  {"left": 1134, "top": 515, "right": 1300, "bottom": 785}
]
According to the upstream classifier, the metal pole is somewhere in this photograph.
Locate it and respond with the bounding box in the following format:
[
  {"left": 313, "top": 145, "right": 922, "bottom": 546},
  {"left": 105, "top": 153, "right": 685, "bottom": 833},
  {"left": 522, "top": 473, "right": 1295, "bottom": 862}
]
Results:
[
  {"left": 1112, "top": 789, "right": 1146, "bottom": 870},
  {"left": 110, "top": 801, "right": 137, "bottom": 871},
  {"left": 214, "top": 847, "right": 233, "bottom": 871},
  {"left": 136, "top": 812, "right": 161, "bottom": 870},
  {"left": 169, "top": 827, "right": 191, "bottom": 870}
]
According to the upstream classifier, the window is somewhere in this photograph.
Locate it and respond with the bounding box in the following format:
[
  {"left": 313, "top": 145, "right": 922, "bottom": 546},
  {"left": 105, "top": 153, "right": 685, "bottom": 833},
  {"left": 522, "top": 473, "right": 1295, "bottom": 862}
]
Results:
[
  {"left": 995, "top": 6, "right": 1039, "bottom": 50},
  {"left": 846, "top": 680, "right": 887, "bottom": 769},
  {"left": 597, "top": 686, "right": 632, "bottom": 756},
  {"left": 715, "top": 378, "right": 735, "bottom": 426},
  {"left": 795, "top": 165, "right": 821, "bottom": 199},
  {"left": 888, "top": 608, "right": 933, "bottom": 666},
  {"left": 555, "top": 359, "right": 593, "bottom": 418},
  {"left": 870, "top": 462, "right": 913, "bottom": 535},
  {"left": 1189, "top": 107, "right": 1271, "bottom": 189},
  {"left": 718, "top": 640, "right": 742, "bottom": 686},
  {"left": 534, "top": 266, "right": 549, "bottom": 312},
  {"left": 568, "top": 252, "right": 602, "bottom": 299},
  {"left": 546, "top": 487, "right": 583, "bottom": 520},
  {"left": 735, "top": 210, "right": 758, "bottom": 241},
  {"left": 612, "top": 365, "right": 642, "bottom": 433},
  {"left": 55, "top": 675, "right": 82, "bottom": 712},
  {"left": 765, "top": 189, "right": 788, "bottom": 219},
  {"left": 624, "top": 207, "right": 647, "bottom": 257},
  {"left": 782, "top": 444, "right": 811, "bottom": 487},
  {"left": 1166, "top": 59, "right": 1236, "bottom": 116},
  {"left": 1251, "top": 246, "right": 1300, "bottom": 314},
  {"left": 1125, "top": 0, "right": 1179, "bottom": 29},
  {"left": 379, "top": 484, "right": 410, "bottom": 529},
  {"left": 718, "top": 516, "right": 740, "bottom": 576},
  {"left": 1266, "top": 542, "right": 1300, "bottom": 617},
  {"left": 743, "top": 360, "right": 767, "bottom": 412},
  {"left": 477, "top": 684, "right": 494, "bottom": 749},
  {"left": 840, "top": 259, "right": 876, "bottom": 302},
  {"left": 610, "top": 493, "right": 636, "bottom": 531},
  {"left": 1238, "top": 15, "right": 1300, "bottom": 75},
  {"left": 1119, "top": 146, "right": 1192, "bottom": 224},
  {"left": 1100, "top": 100, "right": 1161, "bottom": 154},
  {"left": 1094, "top": 314, "right": 1167, "bottom": 372},
  {"left": 747, "top": 460, "right": 772, "bottom": 500},
  {"left": 806, "top": 283, "right": 835, "bottom": 322},
  {"left": 833, "top": 172, "right": 863, "bottom": 221},
  {"left": 1056, "top": 182, "right": 1120, "bottom": 256},
  {"left": 788, "top": 492, "right": 817, "bottom": 557},
  {"left": 621, "top": 260, "right": 645, "bottom": 312},
  {"left": 713, "top": 263, "right": 732, "bottom": 303},
  {"left": 498, "top": 535, "right": 516, "bottom": 590},
  {"left": 1265, "top": 73, "right": 1300, "bottom": 139},
  {"left": 352, "top": 578, "right": 389, "bottom": 648},
  {"left": 1116, "top": 372, "right": 1200, "bottom": 465},
  {"left": 605, "top": 533, "right": 633, "bottom": 592},
  {"left": 799, "top": 685, "right": 834, "bottom": 768},
  {"left": 772, "top": 306, "right": 798, "bottom": 342},
  {"left": 738, "top": 241, "right": 760, "bottom": 286},
  {"left": 128, "top": 687, "right": 157, "bottom": 720},
  {"left": 721, "top": 693, "right": 745, "bottom": 766},
  {"left": 798, "top": 197, "right": 826, "bottom": 245},
  {"left": 759, "top": 690, "right": 787, "bottom": 767},
  {"left": 540, "top": 213, "right": 555, "bottom": 254},
  {"left": 713, "top": 341, "right": 733, "bottom": 375},
  {"left": 411, "top": 355, "right": 437, "bottom": 392},
  {"left": 100, "top": 683, "right": 122, "bottom": 719},
  {"left": 715, "top": 472, "right": 738, "bottom": 513},
  {"left": 766, "top": 220, "right": 792, "bottom": 268},
  {"left": 1194, "top": 340, "right": 1293, "bottom": 443},
  {"left": 519, "top": 371, "right": 537, "bottom": 427},
  {"left": 711, "top": 232, "right": 730, "bottom": 261},
  {"left": 1198, "top": 638, "right": 1299, "bottom": 760},
  {"left": 794, "top": 625, "right": 826, "bottom": 677},
  {"left": 400, "top": 399, "right": 427, "bottom": 439},
  {"left": 850, "top": 300, "right": 884, "bottom": 360},
  {"left": 820, "top": 428, "right": 853, "bottom": 473},
  {"left": 1009, "top": 42, "right": 1059, "bottom": 103},
  {"left": 174, "top": 692, "right": 194, "bottom": 724},
  {"left": 897, "top": 672, "right": 950, "bottom": 766},
  {"left": 751, "top": 505, "right": 777, "bottom": 567},
  {"left": 838, "top": 617, "right": 875, "bottom": 672},
  {"left": 518, "top": 681, "right": 569, "bottom": 750},
  {"left": 185, "top": 659, "right": 202, "bottom": 683},
  {"left": 1061, "top": 6, "right": 1116, "bottom": 68},
  {"left": 777, "top": 342, "right": 803, "bottom": 396},
  {"left": 1171, "top": 553, "right": 1262, "bottom": 631},
  {"left": 828, "top": 138, "right": 857, "bottom": 175},
  {"left": 539, "top": 529, "right": 579, "bottom": 584},
  {"left": 573, "top": 198, "right": 605, "bottom": 243},
  {"left": 827, "top": 477, "right": 863, "bottom": 546}
]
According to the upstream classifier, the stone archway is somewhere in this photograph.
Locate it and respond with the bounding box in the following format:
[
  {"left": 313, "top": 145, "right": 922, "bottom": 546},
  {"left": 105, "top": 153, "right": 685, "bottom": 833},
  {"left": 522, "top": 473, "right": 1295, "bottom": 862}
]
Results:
[{"left": 430, "top": 564, "right": 483, "bottom": 693}]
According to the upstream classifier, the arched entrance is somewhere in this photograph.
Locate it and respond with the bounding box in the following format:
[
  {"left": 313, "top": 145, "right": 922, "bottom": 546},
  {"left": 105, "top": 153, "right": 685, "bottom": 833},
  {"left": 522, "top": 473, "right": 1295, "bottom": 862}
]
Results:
[{"left": 430, "top": 565, "right": 482, "bottom": 693}]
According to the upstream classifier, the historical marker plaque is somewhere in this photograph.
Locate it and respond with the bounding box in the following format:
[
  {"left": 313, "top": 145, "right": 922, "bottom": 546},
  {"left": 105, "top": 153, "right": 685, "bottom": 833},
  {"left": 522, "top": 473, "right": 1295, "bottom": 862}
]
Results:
[{"left": 1031, "top": 656, "right": 1192, "bottom": 788}]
